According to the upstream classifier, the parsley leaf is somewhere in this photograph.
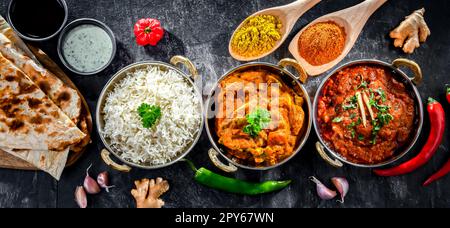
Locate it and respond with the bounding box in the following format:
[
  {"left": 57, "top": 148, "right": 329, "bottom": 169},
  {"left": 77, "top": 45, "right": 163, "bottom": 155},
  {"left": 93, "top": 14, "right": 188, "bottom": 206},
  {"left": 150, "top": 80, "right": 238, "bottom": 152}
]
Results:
[
  {"left": 378, "top": 112, "right": 394, "bottom": 125},
  {"left": 348, "top": 118, "right": 362, "bottom": 128},
  {"left": 358, "top": 80, "right": 368, "bottom": 89},
  {"left": 243, "top": 108, "right": 271, "bottom": 137},
  {"left": 342, "top": 103, "right": 357, "bottom": 110},
  {"left": 342, "top": 95, "right": 358, "bottom": 110},
  {"left": 369, "top": 91, "right": 377, "bottom": 107},
  {"left": 356, "top": 75, "right": 368, "bottom": 89},
  {"left": 137, "top": 103, "right": 161, "bottom": 128},
  {"left": 350, "top": 95, "right": 358, "bottom": 104},
  {"left": 376, "top": 88, "right": 387, "bottom": 102},
  {"left": 370, "top": 113, "right": 393, "bottom": 144},
  {"left": 373, "top": 103, "right": 390, "bottom": 113},
  {"left": 332, "top": 117, "right": 343, "bottom": 123}
]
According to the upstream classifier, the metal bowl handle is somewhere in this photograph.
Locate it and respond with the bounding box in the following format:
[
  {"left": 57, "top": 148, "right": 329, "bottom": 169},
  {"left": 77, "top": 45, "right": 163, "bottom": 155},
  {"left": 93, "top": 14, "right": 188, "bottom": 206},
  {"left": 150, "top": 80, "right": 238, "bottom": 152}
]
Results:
[
  {"left": 170, "top": 55, "right": 199, "bottom": 80},
  {"left": 315, "top": 142, "right": 343, "bottom": 168},
  {"left": 208, "top": 148, "right": 238, "bottom": 173},
  {"left": 278, "top": 58, "right": 308, "bottom": 84},
  {"left": 392, "top": 58, "right": 423, "bottom": 85},
  {"left": 100, "top": 149, "right": 132, "bottom": 172}
]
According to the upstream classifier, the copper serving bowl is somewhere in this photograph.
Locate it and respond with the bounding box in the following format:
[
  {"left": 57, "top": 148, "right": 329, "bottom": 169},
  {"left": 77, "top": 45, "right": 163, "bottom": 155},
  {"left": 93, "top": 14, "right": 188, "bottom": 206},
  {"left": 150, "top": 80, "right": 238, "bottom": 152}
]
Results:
[
  {"left": 204, "top": 59, "right": 312, "bottom": 172},
  {"left": 312, "top": 58, "right": 424, "bottom": 168},
  {"left": 96, "top": 56, "right": 204, "bottom": 171}
]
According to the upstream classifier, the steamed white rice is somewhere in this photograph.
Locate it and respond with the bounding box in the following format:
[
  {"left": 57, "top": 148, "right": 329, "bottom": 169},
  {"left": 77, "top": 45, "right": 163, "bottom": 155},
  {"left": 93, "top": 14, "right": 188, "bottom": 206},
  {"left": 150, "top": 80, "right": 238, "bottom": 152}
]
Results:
[{"left": 102, "top": 66, "right": 202, "bottom": 165}]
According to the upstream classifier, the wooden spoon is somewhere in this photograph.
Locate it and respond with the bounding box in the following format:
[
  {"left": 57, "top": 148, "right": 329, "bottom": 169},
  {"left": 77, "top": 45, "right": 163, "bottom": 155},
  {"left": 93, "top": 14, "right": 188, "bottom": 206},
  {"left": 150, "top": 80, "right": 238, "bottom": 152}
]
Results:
[
  {"left": 229, "top": 0, "right": 322, "bottom": 62},
  {"left": 289, "top": 0, "right": 387, "bottom": 76}
]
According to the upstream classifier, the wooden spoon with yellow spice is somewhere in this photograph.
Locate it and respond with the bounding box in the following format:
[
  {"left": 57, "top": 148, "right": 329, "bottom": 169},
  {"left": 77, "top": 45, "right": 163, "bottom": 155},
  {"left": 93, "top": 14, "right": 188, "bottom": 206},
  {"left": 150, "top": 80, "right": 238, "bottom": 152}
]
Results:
[
  {"left": 289, "top": 0, "right": 387, "bottom": 76},
  {"left": 229, "top": 0, "right": 321, "bottom": 61}
]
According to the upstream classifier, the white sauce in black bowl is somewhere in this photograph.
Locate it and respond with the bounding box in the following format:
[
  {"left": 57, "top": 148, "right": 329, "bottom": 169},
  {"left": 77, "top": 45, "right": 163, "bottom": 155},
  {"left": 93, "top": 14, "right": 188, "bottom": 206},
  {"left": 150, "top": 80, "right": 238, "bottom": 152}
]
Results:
[{"left": 58, "top": 18, "right": 116, "bottom": 75}]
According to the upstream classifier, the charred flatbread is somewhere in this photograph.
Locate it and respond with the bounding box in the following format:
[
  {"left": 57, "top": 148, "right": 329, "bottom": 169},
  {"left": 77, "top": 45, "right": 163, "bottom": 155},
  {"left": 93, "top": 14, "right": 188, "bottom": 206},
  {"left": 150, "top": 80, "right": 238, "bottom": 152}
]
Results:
[
  {"left": 0, "top": 53, "right": 85, "bottom": 151},
  {"left": 26, "top": 45, "right": 91, "bottom": 152},
  {"left": 0, "top": 33, "right": 81, "bottom": 124}
]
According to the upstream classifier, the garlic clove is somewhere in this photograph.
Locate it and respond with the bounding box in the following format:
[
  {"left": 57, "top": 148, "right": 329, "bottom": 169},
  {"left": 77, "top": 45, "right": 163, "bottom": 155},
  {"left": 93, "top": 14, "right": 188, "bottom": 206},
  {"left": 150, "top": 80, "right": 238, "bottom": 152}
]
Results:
[
  {"left": 332, "top": 177, "right": 349, "bottom": 203},
  {"left": 75, "top": 186, "right": 87, "bottom": 208},
  {"left": 84, "top": 164, "right": 101, "bottom": 194},
  {"left": 97, "top": 171, "right": 115, "bottom": 193},
  {"left": 309, "top": 176, "right": 337, "bottom": 200}
]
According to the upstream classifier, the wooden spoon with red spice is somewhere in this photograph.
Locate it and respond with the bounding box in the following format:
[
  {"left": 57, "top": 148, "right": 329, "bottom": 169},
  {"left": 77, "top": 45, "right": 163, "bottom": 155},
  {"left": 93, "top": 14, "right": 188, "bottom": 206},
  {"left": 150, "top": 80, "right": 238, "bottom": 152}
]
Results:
[
  {"left": 229, "top": 0, "right": 322, "bottom": 62},
  {"left": 288, "top": 0, "right": 387, "bottom": 76}
]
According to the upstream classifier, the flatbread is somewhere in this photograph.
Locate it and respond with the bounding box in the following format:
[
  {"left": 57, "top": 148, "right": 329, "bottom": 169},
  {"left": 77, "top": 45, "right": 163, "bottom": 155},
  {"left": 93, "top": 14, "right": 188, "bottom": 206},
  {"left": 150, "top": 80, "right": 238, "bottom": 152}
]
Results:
[
  {"left": 0, "top": 147, "right": 68, "bottom": 180},
  {"left": 0, "top": 16, "right": 90, "bottom": 180},
  {"left": 27, "top": 45, "right": 91, "bottom": 152},
  {"left": 0, "top": 33, "right": 81, "bottom": 124},
  {"left": 0, "top": 53, "right": 85, "bottom": 151}
]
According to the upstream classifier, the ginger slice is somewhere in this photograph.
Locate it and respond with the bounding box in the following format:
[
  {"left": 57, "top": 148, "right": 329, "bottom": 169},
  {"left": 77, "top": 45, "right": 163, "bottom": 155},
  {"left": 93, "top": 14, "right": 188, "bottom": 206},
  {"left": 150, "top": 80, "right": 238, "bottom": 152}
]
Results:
[
  {"left": 362, "top": 92, "right": 375, "bottom": 121},
  {"left": 390, "top": 8, "right": 430, "bottom": 54},
  {"left": 355, "top": 92, "right": 367, "bottom": 127},
  {"left": 131, "top": 177, "right": 169, "bottom": 208}
]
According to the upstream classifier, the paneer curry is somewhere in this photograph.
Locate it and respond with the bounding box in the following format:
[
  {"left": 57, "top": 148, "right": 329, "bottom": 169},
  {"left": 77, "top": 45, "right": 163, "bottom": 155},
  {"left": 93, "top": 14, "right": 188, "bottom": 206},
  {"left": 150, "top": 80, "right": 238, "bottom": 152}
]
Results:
[{"left": 215, "top": 69, "right": 305, "bottom": 167}]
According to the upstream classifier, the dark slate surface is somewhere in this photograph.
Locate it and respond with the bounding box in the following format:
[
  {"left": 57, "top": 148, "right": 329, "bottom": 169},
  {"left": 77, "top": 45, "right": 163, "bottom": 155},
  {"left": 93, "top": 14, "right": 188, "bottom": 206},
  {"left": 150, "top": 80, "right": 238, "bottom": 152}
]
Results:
[{"left": 0, "top": 0, "right": 449, "bottom": 208}]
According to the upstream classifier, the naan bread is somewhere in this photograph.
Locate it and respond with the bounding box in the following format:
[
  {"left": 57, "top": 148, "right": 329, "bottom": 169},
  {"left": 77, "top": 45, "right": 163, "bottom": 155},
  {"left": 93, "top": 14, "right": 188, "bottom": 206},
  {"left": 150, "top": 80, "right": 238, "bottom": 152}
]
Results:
[
  {"left": 0, "top": 33, "right": 81, "bottom": 124},
  {"left": 0, "top": 53, "right": 85, "bottom": 151},
  {"left": 0, "top": 15, "right": 90, "bottom": 180},
  {"left": 26, "top": 45, "right": 91, "bottom": 152},
  {"left": 0, "top": 147, "right": 68, "bottom": 180}
]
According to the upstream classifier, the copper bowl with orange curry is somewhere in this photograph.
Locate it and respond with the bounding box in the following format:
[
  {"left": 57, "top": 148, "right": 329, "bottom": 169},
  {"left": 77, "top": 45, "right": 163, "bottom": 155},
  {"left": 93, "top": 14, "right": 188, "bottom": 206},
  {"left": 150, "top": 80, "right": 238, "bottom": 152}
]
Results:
[
  {"left": 313, "top": 59, "right": 424, "bottom": 168},
  {"left": 205, "top": 59, "right": 312, "bottom": 171}
]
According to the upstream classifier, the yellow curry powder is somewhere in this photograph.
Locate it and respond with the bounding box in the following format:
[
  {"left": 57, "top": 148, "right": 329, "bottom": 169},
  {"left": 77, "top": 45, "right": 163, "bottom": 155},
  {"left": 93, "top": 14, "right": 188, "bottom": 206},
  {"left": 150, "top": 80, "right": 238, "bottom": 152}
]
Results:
[
  {"left": 231, "top": 15, "right": 282, "bottom": 57},
  {"left": 298, "top": 21, "right": 346, "bottom": 66}
]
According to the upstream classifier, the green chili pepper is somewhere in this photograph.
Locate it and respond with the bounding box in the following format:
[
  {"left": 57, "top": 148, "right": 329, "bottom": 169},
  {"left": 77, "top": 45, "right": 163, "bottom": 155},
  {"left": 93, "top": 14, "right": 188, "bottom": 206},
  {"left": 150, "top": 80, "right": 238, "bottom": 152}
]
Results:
[{"left": 184, "top": 159, "right": 291, "bottom": 195}]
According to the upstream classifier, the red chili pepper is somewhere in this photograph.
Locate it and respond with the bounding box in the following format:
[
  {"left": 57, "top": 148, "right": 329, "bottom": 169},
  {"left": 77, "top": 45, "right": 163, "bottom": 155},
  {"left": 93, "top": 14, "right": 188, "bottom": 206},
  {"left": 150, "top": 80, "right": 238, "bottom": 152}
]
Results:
[
  {"left": 423, "top": 159, "right": 450, "bottom": 186},
  {"left": 374, "top": 98, "right": 445, "bottom": 177},
  {"left": 423, "top": 88, "right": 450, "bottom": 186},
  {"left": 133, "top": 18, "right": 164, "bottom": 46}
]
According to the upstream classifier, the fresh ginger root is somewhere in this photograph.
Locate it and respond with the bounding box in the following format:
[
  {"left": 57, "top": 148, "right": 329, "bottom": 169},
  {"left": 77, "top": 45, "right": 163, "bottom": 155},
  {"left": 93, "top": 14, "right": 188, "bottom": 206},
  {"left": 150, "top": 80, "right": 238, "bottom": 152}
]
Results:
[
  {"left": 131, "top": 177, "right": 169, "bottom": 208},
  {"left": 390, "top": 8, "right": 430, "bottom": 54}
]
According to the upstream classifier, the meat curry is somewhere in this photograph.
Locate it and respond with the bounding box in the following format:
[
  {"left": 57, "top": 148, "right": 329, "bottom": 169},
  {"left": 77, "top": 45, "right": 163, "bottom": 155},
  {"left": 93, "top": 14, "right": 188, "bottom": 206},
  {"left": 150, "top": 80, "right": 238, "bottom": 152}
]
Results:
[
  {"left": 318, "top": 64, "right": 416, "bottom": 164},
  {"left": 215, "top": 69, "right": 305, "bottom": 167}
]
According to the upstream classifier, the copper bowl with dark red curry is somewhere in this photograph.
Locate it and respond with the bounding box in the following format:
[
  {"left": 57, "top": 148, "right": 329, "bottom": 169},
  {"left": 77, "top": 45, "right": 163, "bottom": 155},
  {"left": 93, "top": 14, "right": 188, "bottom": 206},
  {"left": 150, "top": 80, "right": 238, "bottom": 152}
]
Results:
[{"left": 313, "top": 58, "right": 424, "bottom": 168}]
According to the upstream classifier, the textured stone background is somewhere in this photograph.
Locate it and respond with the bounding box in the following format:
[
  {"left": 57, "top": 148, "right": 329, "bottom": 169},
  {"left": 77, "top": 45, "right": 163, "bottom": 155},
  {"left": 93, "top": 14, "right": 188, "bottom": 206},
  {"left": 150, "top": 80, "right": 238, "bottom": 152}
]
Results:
[{"left": 0, "top": 0, "right": 449, "bottom": 208}]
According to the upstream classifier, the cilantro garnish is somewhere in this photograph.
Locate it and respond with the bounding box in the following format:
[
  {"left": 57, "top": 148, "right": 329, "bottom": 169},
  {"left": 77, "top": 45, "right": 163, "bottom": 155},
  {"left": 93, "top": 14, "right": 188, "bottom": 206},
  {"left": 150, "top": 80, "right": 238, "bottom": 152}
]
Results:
[
  {"left": 243, "top": 108, "right": 271, "bottom": 137},
  {"left": 137, "top": 103, "right": 161, "bottom": 128}
]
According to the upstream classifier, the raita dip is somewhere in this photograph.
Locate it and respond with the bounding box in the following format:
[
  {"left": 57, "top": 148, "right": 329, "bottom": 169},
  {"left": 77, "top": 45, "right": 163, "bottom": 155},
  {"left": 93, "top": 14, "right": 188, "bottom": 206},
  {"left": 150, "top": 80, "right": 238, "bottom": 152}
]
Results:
[{"left": 61, "top": 23, "right": 113, "bottom": 73}]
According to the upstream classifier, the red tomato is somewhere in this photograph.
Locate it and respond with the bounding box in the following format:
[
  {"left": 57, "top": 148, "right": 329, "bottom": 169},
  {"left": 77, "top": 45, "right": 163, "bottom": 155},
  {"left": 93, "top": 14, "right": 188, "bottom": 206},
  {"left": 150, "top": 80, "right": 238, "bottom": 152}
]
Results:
[{"left": 133, "top": 18, "right": 164, "bottom": 46}]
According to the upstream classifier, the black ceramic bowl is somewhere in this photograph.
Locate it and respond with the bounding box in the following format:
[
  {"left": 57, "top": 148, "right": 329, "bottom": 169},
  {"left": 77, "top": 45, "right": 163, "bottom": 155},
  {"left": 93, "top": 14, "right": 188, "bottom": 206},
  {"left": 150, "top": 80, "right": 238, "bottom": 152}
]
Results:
[
  {"left": 7, "top": 0, "right": 68, "bottom": 41},
  {"left": 57, "top": 18, "right": 116, "bottom": 75}
]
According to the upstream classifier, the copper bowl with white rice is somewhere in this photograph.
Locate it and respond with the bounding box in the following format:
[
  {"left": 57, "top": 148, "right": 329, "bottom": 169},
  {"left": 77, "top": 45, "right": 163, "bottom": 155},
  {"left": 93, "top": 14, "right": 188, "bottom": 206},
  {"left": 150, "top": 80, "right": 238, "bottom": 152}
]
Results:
[{"left": 96, "top": 56, "right": 204, "bottom": 170}]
